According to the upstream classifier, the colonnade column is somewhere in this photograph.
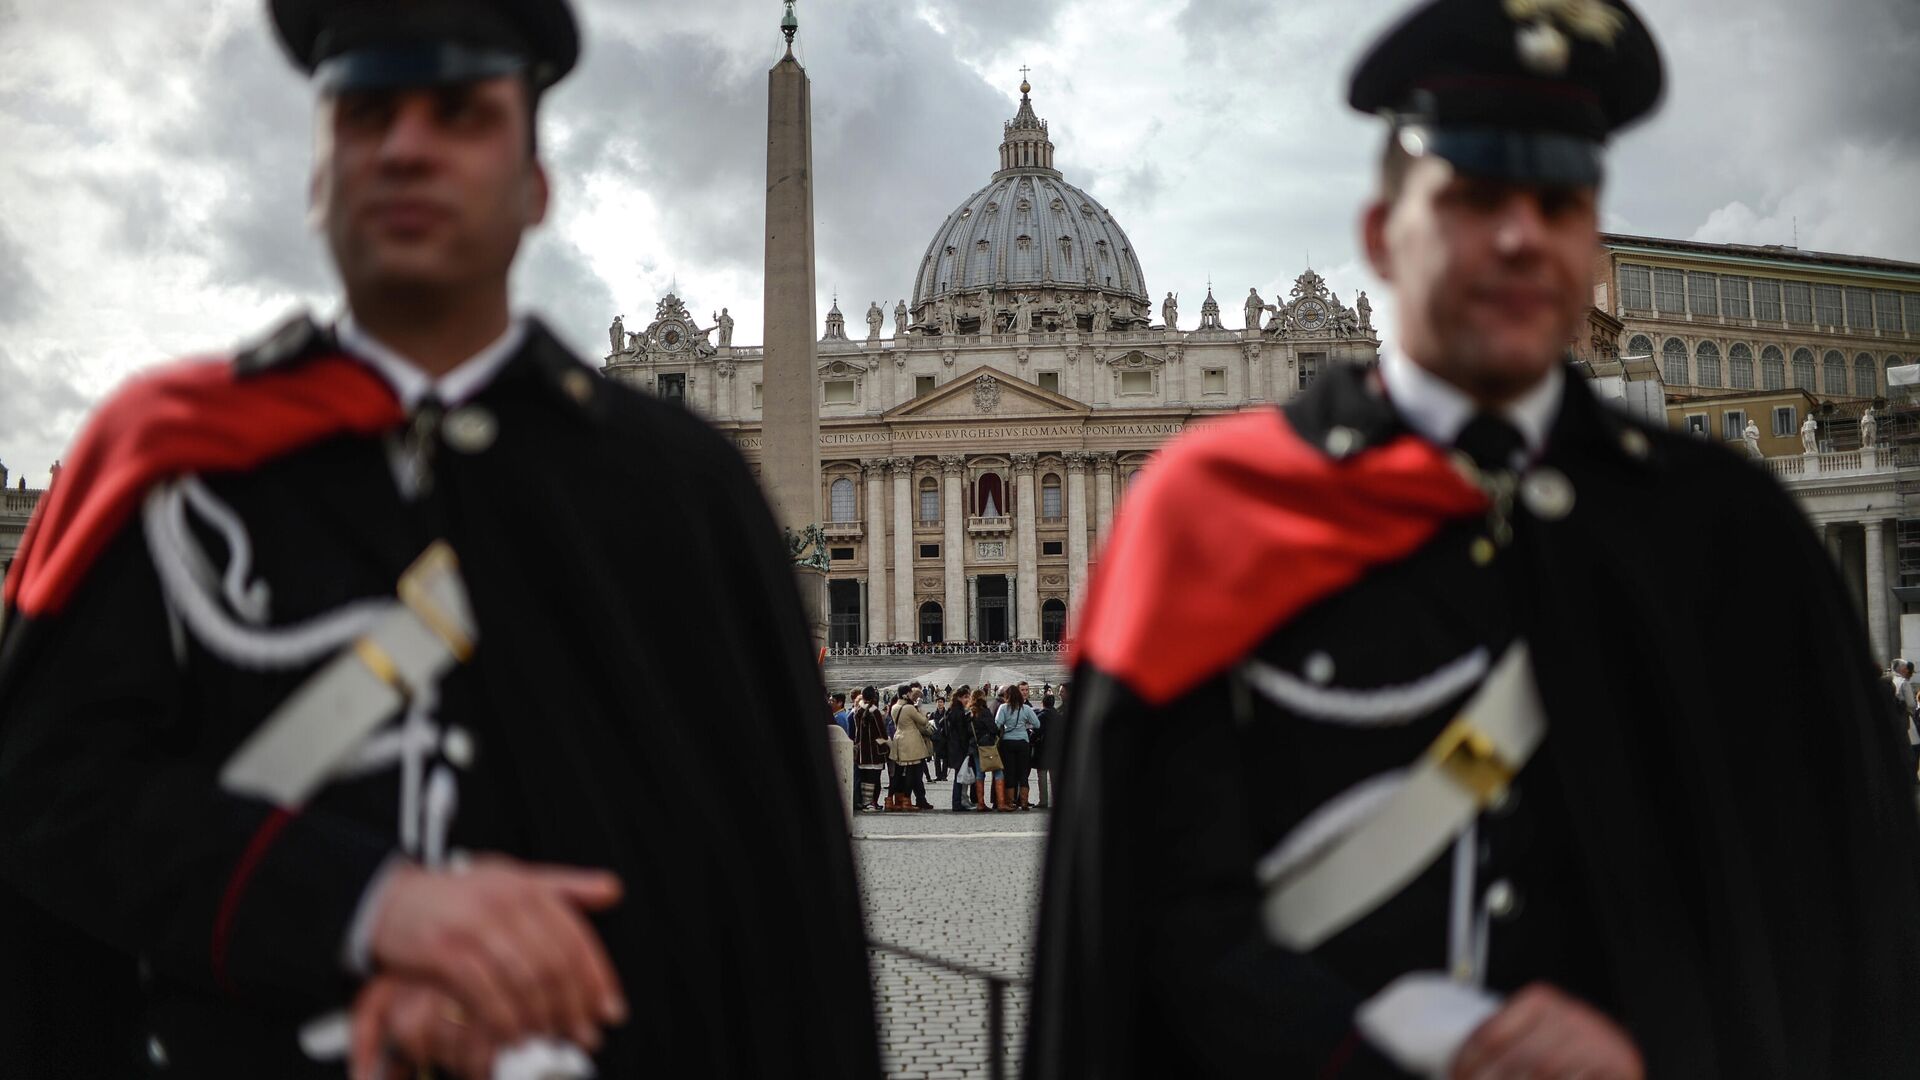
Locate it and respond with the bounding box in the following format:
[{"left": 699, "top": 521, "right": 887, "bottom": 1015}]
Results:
[
  {"left": 1012, "top": 453, "right": 1040, "bottom": 640},
  {"left": 1866, "top": 517, "right": 1891, "bottom": 665},
  {"left": 941, "top": 455, "right": 967, "bottom": 643},
  {"left": 890, "top": 458, "right": 915, "bottom": 642},
  {"left": 1092, "top": 452, "right": 1117, "bottom": 550},
  {"left": 1065, "top": 452, "right": 1090, "bottom": 632},
  {"left": 862, "top": 459, "right": 888, "bottom": 644}
]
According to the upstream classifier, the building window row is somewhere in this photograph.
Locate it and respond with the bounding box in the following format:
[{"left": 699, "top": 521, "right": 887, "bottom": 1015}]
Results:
[
  {"left": 1639, "top": 332, "right": 1904, "bottom": 396},
  {"left": 1619, "top": 262, "right": 1915, "bottom": 334}
]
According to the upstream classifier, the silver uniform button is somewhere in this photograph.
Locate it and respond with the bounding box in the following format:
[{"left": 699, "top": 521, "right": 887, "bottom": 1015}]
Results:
[
  {"left": 1619, "top": 428, "right": 1650, "bottom": 460},
  {"left": 147, "top": 1034, "right": 168, "bottom": 1068},
  {"left": 1302, "top": 651, "right": 1336, "bottom": 686},
  {"left": 443, "top": 726, "right": 476, "bottom": 769},
  {"left": 1485, "top": 879, "right": 1519, "bottom": 920},
  {"left": 1324, "top": 426, "right": 1362, "bottom": 459},
  {"left": 563, "top": 368, "right": 596, "bottom": 404},
  {"left": 1520, "top": 467, "right": 1575, "bottom": 521},
  {"left": 442, "top": 406, "right": 498, "bottom": 454}
]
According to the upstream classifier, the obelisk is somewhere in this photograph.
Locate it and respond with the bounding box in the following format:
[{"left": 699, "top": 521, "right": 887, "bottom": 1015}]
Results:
[{"left": 763, "top": 1, "right": 826, "bottom": 646}]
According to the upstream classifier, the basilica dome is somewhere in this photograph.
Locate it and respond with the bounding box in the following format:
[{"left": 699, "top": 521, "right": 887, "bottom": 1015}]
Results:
[{"left": 910, "top": 81, "right": 1150, "bottom": 335}]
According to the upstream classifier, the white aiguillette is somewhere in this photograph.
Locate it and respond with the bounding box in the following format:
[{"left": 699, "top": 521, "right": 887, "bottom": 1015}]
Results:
[
  {"left": 220, "top": 541, "right": 478, "bottom": 808},
  {"left": 1259, "top": 641, "right": 1546, "bottom": 952}
]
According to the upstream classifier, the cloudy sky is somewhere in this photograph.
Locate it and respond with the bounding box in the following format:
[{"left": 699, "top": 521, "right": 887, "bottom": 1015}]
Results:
[{"left": 1, "top": 0, "right": 1915, "bottom": 483}]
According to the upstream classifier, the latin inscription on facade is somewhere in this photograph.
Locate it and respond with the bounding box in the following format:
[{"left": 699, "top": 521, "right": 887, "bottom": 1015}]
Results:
[{"left": 730, "top": 420, "right": 1187, "bottom": 452}]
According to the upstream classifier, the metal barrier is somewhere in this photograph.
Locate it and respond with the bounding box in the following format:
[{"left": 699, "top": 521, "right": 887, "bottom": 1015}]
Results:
[{"left": 867, "top": 940, "right": 1025, "bottom": 1080}]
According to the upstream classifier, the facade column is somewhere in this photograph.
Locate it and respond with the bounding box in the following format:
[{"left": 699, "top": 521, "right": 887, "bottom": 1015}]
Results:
[
  {"left": 1065, "top": 452, "right": 1090, "bottom": 631},
  {"left": 890, "top": 458, "right": 915, "bottom": 642},
  {"left": 967, "top": 574, "right": 980, "bottom": 642},
  {"left": 1866, "top": 518, "right": 1891, "bottom": 665},
  {"left": 862, "top": 459, "right": 889, "bottom": 644},
  {"left": 1012, "top": 453, "right": 1040, "bottom": 640},
  {"left": 941, "top": 456, "right": 967, "bottom": 643},
  {"left": 1092, "top": 452, "right": 1117, "bottom": 549}
]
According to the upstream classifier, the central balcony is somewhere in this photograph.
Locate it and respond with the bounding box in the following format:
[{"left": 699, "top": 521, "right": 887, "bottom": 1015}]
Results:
[{"left": 967, "top": 515, "right": 1013, "bottom": 536}]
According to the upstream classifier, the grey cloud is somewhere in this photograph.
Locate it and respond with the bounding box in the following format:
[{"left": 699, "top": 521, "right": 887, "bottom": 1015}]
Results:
[
  {"left": 0, "top": 220, "right": 43, "bottom": 325},
  {"left": 0, "top": 345, "right": 91, "bottom": 479},
  {"left": 513, "top": 229, "right": 620, "bottom": 359}
]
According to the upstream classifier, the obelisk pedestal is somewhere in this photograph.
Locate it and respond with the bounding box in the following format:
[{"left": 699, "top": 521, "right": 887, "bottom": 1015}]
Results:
[{"left": 763, "top": 19, "right": 826, "bottom": 648}]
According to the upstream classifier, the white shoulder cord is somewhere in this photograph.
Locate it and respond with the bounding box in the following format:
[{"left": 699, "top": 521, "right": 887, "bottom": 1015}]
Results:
[{"left": 142, "top": 479, "right": 395, "bottom": 671}]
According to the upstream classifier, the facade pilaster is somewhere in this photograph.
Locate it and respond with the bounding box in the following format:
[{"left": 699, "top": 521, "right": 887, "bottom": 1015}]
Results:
[
  {"left": 890, "top": 457, "right": 915, "bottom": 642},
  {"left": 1064, "top": 452, "right": 1090, "bottom": 631},
  {"left": 942, "top": 455, "right": 967, "bottom": 643},
  {"left": 1012, "top": 453, "right": 1040, "bottom": 640},
  {"left": 1092, "top": 452, "right": 1117, "bottom": 549},
  {"left": 861, "top": 459, "right": 889, "bottom": 644},
  {"left": 1866, "top": 517, "right": 1891, "bottom": 665}
]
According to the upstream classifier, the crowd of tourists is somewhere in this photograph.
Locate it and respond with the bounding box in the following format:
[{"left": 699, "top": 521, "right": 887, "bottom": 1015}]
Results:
[
  {"left": 823, "top": 639, "right": 1067, "bottom": 658},
  {"left": 831, "top": 680, "right": 1066, "bottom": 813}
]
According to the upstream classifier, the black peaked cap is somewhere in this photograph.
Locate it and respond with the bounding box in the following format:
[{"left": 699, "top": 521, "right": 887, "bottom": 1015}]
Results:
[{"left": 271, "top": 0, "right": 579, "bottom": 91}]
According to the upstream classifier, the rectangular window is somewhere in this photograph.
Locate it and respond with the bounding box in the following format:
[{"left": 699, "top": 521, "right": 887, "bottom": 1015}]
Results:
[
  {"left": 1687, "top": 272, "right": 1718, "bottom": 316},
  {"left": 918, "top": 543, "right": 940, "bottom": 559},
  {"left": 752, "top": 383, "right": 763, "bottom": 409},
  {"left": 1653, "top": 268, "right": 1686, "bottom": 313},
  {"left": 1722, "top": 410, "right": 1747, "bottom": 441},
  {"left": 1772, "top": 405, "right": 1796, "bottom": 437},
  {"left": 1906, "top": 294, "right": 1920, "bottom": 334},
  {"left": 915, "top": 375, "right": 938, "bottom": 398},
  {"left": 1752, "top": 278, "right": 1783, "bottom": 322},
  {"left": 1042, "top": 486, "right": 1062, "bottom": 518},
  {"left": 1618, "top": 265, "right": 1653, "bottom": 310},
  {"left": 919, "top": 489, "right": 939, "bottom": 524},
  {"left": 1119, "top": 370, "right": 1153, "bottom": 395},
  {"left": 656, "top": 372, "right": 686, "bottom": 405},
  {"left": 1845, "top": 287, "right": 1875, "bottom": 330},
  {"left": 829, "top": 547, "right": 856, "bottom": 562},
  {"left": 1719, "top": 276, "right": 1750, "bottom": 319},
  {"left": 1042, "top": 540, "right": 1064, "bottom": 556},
  {"left": 1203, "top": 368, "right": 1227, "bottom": 396},
  {"left": 824, "top": 380, "right": 856, "bottom": 405},
  {"left": 1037, "top": 371, "right": 1060, "bottom": 393},
  {"left": 1783, "top": 281, "right": 1814, "bottom": 324},
  {"left": 1814, "top": 284, "right": 1844, "bottom": 326},
  {"left": 1299, "top": 353, "right": 1323, "bottom": 390},
  {"left": 1684, "top": 414, "right": 1708, "bottom": 437},
  {"left": 1876, "top": 290, "right": 1903, "bottom": 333}
]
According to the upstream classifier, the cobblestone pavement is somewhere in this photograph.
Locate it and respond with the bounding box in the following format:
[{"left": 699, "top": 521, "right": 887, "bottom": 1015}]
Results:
[{"left": 853, "top": 773, "right": 1050, "bottom": 1079}]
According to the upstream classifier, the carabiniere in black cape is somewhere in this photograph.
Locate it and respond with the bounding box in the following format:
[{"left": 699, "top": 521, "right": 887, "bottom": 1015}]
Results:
[
  {"left": 0, "top": 317, "right": 881, "bottom": 1078},
  {"left": 1027, "top": 362, "right": 1920, "bottom": 1078}
]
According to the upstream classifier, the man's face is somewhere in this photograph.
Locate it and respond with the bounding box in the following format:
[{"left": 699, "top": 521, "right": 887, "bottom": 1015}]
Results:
[
  {"left": 1364, "top": 153, "right": 1598, "bottom": 402},
  {"left": 312, "top": 76, "right": 548, "bottom": 298}
]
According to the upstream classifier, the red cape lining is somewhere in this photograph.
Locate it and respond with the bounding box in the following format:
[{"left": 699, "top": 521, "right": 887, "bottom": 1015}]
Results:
[
  {"left": 1070, "top": 408, "right": 1489, "bottom": 706},
  {"left": 4, "top": 354, "right": 403, "bottom": 619}
]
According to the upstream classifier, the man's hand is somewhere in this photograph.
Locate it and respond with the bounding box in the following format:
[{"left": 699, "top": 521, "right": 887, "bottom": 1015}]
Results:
[
  {"left": 350, "top": 975, "right": 497, "bottom": 1080},
  {"left": 1451, "top": 983, "right": 1642, "bottom": 1079},
  {"left": 367, "top": 856, "right": 627, "bottom": 1049}
]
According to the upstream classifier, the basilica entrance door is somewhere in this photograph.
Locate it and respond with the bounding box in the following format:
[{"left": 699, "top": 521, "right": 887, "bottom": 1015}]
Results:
[
  {"left": 978, "top": 575, "right": 1009, "bottom": 643},
  {"left": 827, "top": 579, "right": 862, "bottom": 647}
]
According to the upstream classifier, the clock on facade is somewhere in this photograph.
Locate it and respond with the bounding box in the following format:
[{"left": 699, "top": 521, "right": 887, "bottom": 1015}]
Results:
[
  {"left": 657, "top": 319, "right": 689, "bottom": 350},
  {"left": 1295, "top": 299, "right": 1330, "bottom": 331}
]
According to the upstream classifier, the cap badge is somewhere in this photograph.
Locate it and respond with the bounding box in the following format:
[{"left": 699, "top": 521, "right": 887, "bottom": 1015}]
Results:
[
  {"left": 1504, "top": 0, "right": 1625, "bottom": 47},
  {"left": 1514, "top": 21, "right": 1571, "bottom": 75}
]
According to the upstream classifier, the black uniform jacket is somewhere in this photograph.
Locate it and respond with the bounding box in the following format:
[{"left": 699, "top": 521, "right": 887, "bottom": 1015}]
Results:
[
  {"left": 1026, "top": 362, "right": 1920, "bottom": 1078},
  {"left": 0, "top": 318, "right": 881, "bottom": 1078}
]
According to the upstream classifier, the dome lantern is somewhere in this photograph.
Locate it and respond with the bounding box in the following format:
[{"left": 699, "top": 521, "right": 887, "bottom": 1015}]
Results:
[{"left": 998, "top": 71, "right": 1057, "bottom": 178}]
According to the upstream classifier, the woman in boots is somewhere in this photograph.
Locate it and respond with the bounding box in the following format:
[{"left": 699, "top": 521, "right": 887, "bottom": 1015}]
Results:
[
  {"left": 969, "top": 689, "right": 1001, "bottom": 812},
  {"left": 851, "top": 686, "right": 888, "bottom": 813},
  {"left": 946, "top": 684, "right": 976, "bottom": 811},
  {"left": 995, "top": 683, "right": 1039, "bottom": 811}
]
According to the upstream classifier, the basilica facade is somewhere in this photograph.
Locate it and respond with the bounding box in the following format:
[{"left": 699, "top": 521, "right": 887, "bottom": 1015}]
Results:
[{"left": 603, "top": 82, "right": 1380, "bottom": 646}]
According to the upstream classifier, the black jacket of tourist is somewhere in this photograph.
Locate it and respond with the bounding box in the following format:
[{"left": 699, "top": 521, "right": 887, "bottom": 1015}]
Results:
[
  {"left": 0, "top": 320, "right": 881, "bottom": 1078},
  {"left": 944, "top": 706, "right": 975, "bottom": 770},
  {"left": 971, "top": 710, "right": 1001, "bottom": 754},
  {"left": 1026, "top": 363, "right": 1920, "bottom": 1078}
]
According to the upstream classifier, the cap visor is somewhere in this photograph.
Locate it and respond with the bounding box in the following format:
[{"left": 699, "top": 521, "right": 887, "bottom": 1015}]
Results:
[
  {"left": 315, "top": 43, "right": 527, "bottom": 93},
  {"left": 1409, "top": 126, "right": 1604, "bottom": 187}
]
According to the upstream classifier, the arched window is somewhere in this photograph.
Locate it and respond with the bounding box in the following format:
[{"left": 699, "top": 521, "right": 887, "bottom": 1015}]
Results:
[
  {"left": 918, "top": 601, "right": 944, "bottom": 644},
  {"left": 1792, "top": 348, "right": 1816, "bottom": 391},
  {"left": 1041, "top": 599, "right": 1067, "bottom": 643},
  {"left": 1855, "top": 353, "right": 1877, "bottom": 398},
  {"left": 1695, "top": 342, "right": 1721, "bottom": 388},
  {"left": 1728, "top": 343, "right": 1754, "bottom": 390},
  {"left": 1823, "top": 350, "right": 1848, "bottom": 395},
  {"left": 1626, "top": 334, "right": 1653, "bottom": 358},
  {"left": 1761, "top": 346, "right": 1785, "bottom": 390},
  {"left": 1041, "top": 474, "right": 1063, "bottom": 519},
  {"left": 977, "top": 472, "right": 1007, "bottom": 518},
  {"left": 1662, "top": 339, "right": 1688, "bottom": 385},
  {"left": 829, "top": 477, "right": 856, "bottom": 522},
  {"left": 919, "top": 477, "right": 940, "bottom": 524}
]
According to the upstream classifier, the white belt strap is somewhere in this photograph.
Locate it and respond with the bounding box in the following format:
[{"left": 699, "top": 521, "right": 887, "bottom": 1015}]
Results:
[
  {"left": 220, "top": 542, "right": 477, "bottom": 808},
  {"left": 1260, "top": 642, "right": 1546, "bottom": 952}
]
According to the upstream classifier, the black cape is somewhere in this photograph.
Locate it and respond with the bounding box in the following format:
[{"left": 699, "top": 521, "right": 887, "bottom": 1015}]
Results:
[
  {"left": 0, "top": 318, "right": 880, "bottom": 1078},
  {"left": 1027, "top": 364, "right": 1920, "bottom": 1078}
]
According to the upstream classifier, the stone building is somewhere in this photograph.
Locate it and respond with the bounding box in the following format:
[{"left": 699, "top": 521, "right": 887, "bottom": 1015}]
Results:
[
  {"left": 602, "top": 80, "right": 1379, "bottom": 646},
  {"left": 0, "top": 461, "right": 46, "bottom": 604},
  {"left": 1592, "top": 233, "right": 1920, "bottom": 663}
]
